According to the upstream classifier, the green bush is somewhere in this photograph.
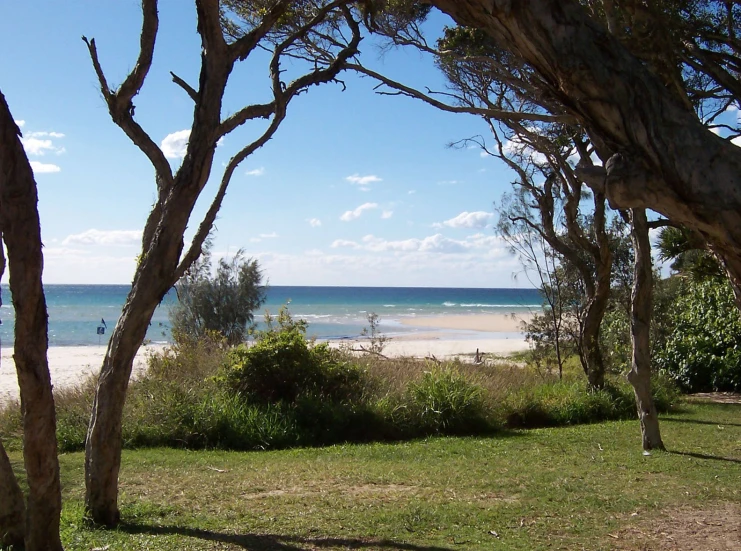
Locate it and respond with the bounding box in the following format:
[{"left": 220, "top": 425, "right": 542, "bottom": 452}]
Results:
[
  {"left": 220, "top": 318, "right": 368, "bottom": 405},
  {"left": 404, "top": 368, "right": 491, "bottom": 435},
  {"left": 657, "top": 278, "right": 741, "bottom": 392}
]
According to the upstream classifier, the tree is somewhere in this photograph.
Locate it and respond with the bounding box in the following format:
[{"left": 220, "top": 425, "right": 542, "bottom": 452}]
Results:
[
  {"left": 351, "top": 8, "right": 615, "bottom": 388},
  {"left": 82, "top": 0, "right": 364, "bottom": 526},
  {"left": 170, "top": 248, "right": 265, "bottom": 346},
  {"left": 626, "top": 208, "right": 664, "bottom": 451},
  {"left": 424, "top": 0, "right": 741, "bottom": 306},
  {"left": 0, "top": 92, "right": 63, "bottom": 549}
]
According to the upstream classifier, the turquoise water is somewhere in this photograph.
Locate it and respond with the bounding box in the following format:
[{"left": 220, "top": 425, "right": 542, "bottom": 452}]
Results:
[{"left": 0, "top": 285, "right": 541, "bottom": 347}]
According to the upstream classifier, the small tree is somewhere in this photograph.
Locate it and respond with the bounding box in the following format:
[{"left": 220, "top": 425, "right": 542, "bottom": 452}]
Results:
[{"left": 170, "top": 248, "right": 265, "bottom": 346}]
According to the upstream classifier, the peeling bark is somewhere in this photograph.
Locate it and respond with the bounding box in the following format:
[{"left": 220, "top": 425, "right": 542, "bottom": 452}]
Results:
[
  {"left": 0, "top": 91, "right": 63, "bottom": 550},
  {"left": 428, "top": 0, "right": 741, "bottom": 300},
  {"left": 628, "top": 209, "right": 664, "bottom": 451}
]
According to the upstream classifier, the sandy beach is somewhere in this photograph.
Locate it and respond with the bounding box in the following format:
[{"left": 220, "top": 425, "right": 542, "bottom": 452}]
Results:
[
  {"left": 0, "top": 345, "right": 162, "bottom": 407},
  {"left": 0, "top": 313, "right": 531, "bottom": 407}
]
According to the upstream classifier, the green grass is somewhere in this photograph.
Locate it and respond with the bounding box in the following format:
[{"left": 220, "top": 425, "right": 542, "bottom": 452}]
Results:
[{"left": 8, "top": 400, "right": 739, "bottom": 550}]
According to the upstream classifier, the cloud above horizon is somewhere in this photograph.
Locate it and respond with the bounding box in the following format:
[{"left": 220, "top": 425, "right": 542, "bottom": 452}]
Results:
[
  {"left": 435, "top": 211, "right": 494, "bottom": 229},
  {"left": 161, "top": 129, "right": 190, "bottom": 159},
  {"left": 346, "top": 174, "right": 382, "bottom": 187},
  {"left": 331, "top": 233, "right": 504, "bottom": 254},
  {"left": 340, "top": 202, "right": 378, "bottom": 221},
  {"left": 30, "top": 161, "right": 61, "bottom": 173},
  {"left": 62, "top": 229, "right": 142, "bottom": 247},
  {"left": 245, "top": 167, "right": 265, "bottom": 177},
  {"left": 307, "top": 218, "right": 322, "bottom": 227}
]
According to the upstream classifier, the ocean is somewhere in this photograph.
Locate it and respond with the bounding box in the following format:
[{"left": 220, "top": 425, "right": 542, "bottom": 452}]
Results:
[{"left": 0, "top": 285, "right": 541, "bottom": 347}]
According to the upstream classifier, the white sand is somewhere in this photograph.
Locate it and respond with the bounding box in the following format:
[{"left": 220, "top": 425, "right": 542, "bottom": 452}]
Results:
[
  {"left": 0, "top": 345, "right": 162, "bottom": 407},
  {"left": 0, "top": 313, "right": 531, "bottom": 407},
  {"left": 400, "top": 312, "right": 532, "bottom": 332}
]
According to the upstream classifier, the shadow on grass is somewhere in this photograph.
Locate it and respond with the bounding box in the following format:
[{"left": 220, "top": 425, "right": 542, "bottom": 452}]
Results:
[
  {"left": 120, "top": 524, "right": 455, "bottom": 550},
  {"left": 667, "top": 450, "right": 741, "bottom": 464},
  {"left": 663, "top": 417, "right": 741, "bottom": 428}
]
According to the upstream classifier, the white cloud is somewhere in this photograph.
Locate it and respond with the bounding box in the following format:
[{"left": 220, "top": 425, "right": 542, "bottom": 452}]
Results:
[
  {"left": 331, "top": 239, "right": 361, "bottom": 249},
  {"left": 246, "top": 167, "right": 265, "bottom": 177},
  {"left": 408, "top": 190, "right": 416, "bottom": 195},
  {"left": 249, "top": 232, "right": 278, "bottom": 243},
  {"left": 30, "top": 131, "right": 65, "bottom": 138},
  {"left": 340, "top": 202, "right": 378, "bottom": 221},
  {"left": 438, "top": 180, "right": 462, "bottom": 185},
  {"left": 30, "top": 161, "right": 61, "bottom": 174},
  {"left": 161, "top": 129, "right": 190, "bottom": 159},
  {"left": 346, "top": 174, "right": 382, "bottom": 186},
  {"left": 331, "top": 233, "right": 505, "bottom": 255},
  {"left": 21, "top": 131, "right": 66, "bottom": 156},
  {"left": 307, "top": 218, "right": 322, "bottom": 227},
  {"left": 733, "top": 135, "right": 741, "bottom": 147},
  {"left": 437, "top": 211, "right": 494, "bottom": 229},
  {"left": 62, "top": 229, "right": 141, "bottom": 247},
  {"left": 381, "top": 210, "right": 394, "bottom": 219},
  {"left": 14, "top": 120, "right": 25, "bottom": 128}
]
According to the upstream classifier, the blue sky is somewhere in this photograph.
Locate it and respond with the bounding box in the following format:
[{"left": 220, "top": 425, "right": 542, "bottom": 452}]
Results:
[{"left": 2, "top": 2, "right": 691, "bottom": 288}]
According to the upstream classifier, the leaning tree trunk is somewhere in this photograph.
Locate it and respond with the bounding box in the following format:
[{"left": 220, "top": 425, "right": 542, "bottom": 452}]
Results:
[
  {"left": 627, "top": 208, "right": 664, "bottom": 451},
  {"left": 0, "top": 91, "right": 63, "bottom": 550},
  {"left": 428, "top": 0, "right": 741, "bottom": 300},
  {"left": 84, "top": 182, "right": 209, "bottom": 526}
]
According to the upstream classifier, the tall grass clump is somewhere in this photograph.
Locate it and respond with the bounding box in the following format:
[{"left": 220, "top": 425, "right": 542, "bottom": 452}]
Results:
[{"left": 402, "top": 368, "right": 492, "bottom": 435}]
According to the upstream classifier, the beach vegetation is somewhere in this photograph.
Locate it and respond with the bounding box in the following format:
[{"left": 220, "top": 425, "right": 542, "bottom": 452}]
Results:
[
  {"left": 657, "top": 278, "right": 741, "bottom": 392},
  {"left": 0, "top": 322, "right": 679, "bottom": 456},
  {"left": 170, "top": 246, "right": 265, "bottom": 346}
]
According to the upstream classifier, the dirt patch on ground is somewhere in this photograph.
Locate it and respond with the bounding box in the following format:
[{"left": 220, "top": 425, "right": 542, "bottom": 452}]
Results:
[
  {"left": 686, "top": 392, "right": 741, "bottom": 405},
  {"left": 242, "top": 483, "right": 418, "bottom": 501},
  {"left": 613, "top": 502, "right": 741, "bottom": 550}
]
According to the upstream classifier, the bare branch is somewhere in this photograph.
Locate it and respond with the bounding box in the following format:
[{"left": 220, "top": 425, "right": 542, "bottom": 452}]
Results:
[
  {"left": 170, "top": 71, "right": 198, "bottom": 102},
  {"left": 346, "top": 63, "right": 574, "bottom": 124},
  {"left": 82, "top": 0, "right": 173, "bottom": 189}
]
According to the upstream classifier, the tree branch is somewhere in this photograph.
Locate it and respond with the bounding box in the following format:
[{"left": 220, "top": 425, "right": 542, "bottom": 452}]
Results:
[
  {"left": 346, "top": 63, "right": 574, "bottom": 124},
  {"left": 170, "top": 71, "right": 198, "bottom": 102},
  {"left": 82, "top": 0, "right": 173, "bottom": 190},
  {"left": 228, "top": 0, "right": 293, "bottom": 61}
]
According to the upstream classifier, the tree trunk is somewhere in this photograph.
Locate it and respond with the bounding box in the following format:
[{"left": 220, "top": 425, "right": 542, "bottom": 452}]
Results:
[
  {"left": 428, "top": 0, "right": 741, "bottom": 295},
  {"left": 0, "top": 439, "right": 25, "bottom": 549},
  {"left": 84, "top": 190, "right": 202, "bottom": 526},
  {"left": 0, "top": 90, "right": 63, "bottom": 550},
  {"left": 627, "top": 208, "right": 664, "bottom": 451}
]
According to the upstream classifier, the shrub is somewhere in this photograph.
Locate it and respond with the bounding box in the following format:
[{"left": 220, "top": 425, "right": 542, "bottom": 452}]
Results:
[
  {"left": 404, "top": 368, "right": 491, "bottom": 435},
  {"left": 221, "top": 311, "right": 368, "bottom": 405},
  {"left": 170, "top": 246, "right": 265, "bottom": 346},
  {"left": 657, "top": 278, "right": 741, "bottom": 392}
]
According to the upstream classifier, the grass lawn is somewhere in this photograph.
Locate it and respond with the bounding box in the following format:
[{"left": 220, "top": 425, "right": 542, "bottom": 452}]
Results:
[{"left": 10, "top": 399, "right": 740, "bottom": 550}]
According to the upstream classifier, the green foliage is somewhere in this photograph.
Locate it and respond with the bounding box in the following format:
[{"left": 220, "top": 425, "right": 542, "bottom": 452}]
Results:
[
  {"left": 656, "top": 226, "right": 724, "bottom": 280},
  {"left": 170, "top": 247, "right": 265, "bottom": 346},
  {"left": 221, "top": 308, "right": 367, "bottom": 405},
  {"left": 404, "top": 368, "right": 490, "bottom": 435},
  {"left": 657, "top": 278, "right": 741, "bottom": 391}
]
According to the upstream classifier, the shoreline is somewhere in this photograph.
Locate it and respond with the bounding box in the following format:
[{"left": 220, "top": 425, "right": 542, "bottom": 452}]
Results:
[{"left": 0, "top": 313, "right": 531, "bottom": 407}]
